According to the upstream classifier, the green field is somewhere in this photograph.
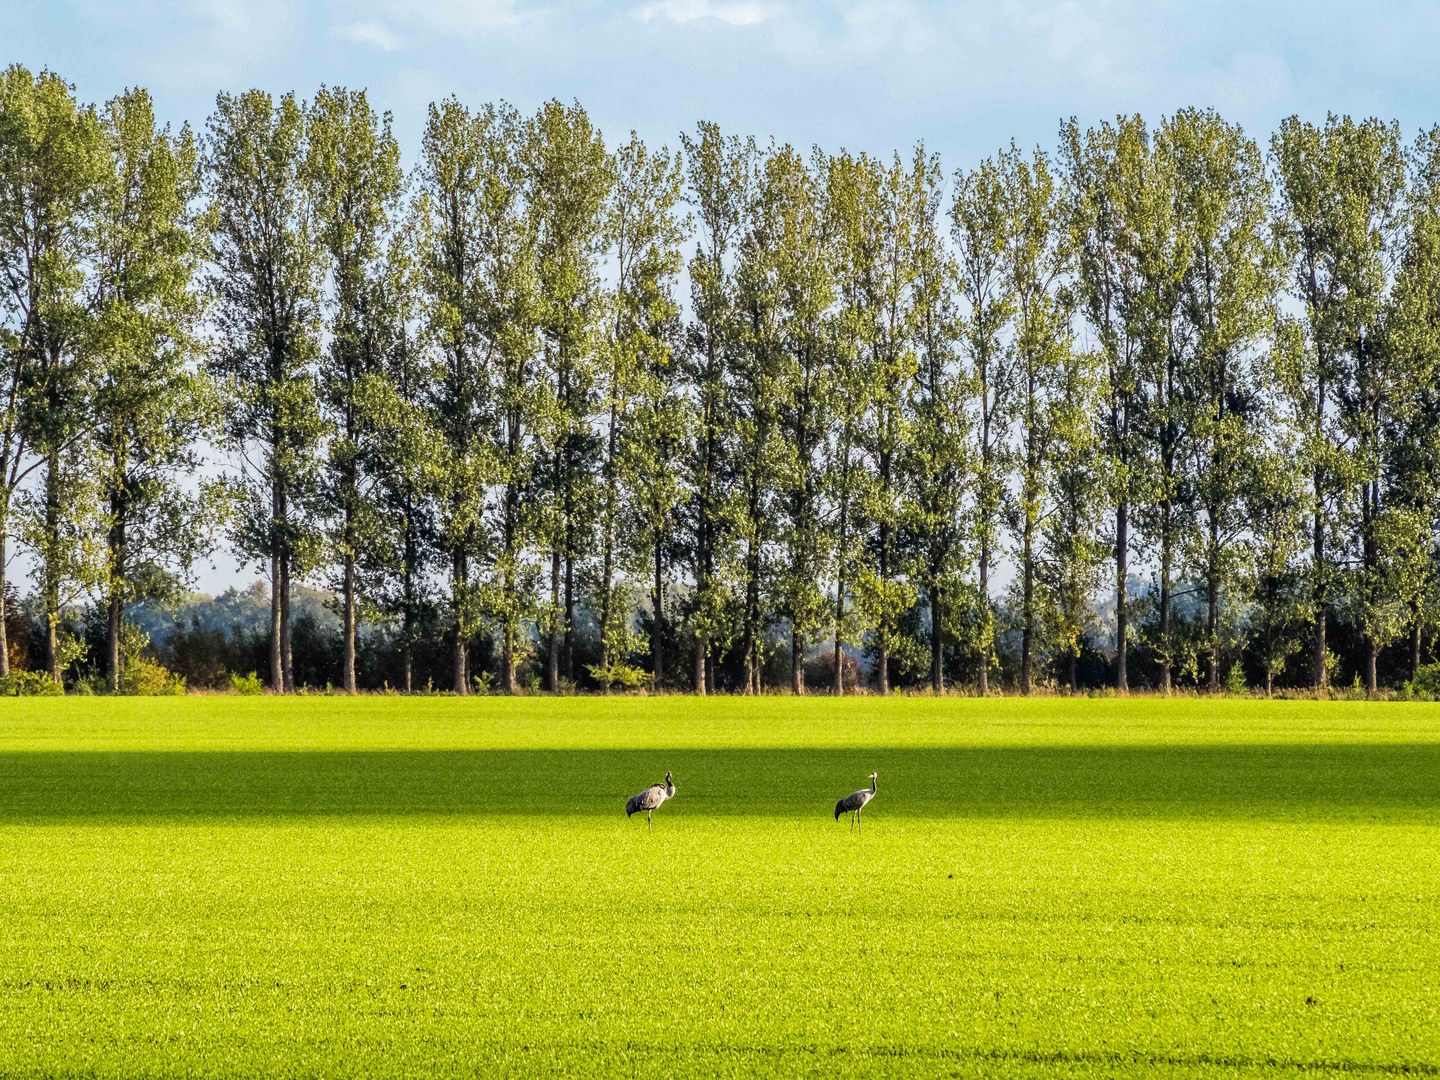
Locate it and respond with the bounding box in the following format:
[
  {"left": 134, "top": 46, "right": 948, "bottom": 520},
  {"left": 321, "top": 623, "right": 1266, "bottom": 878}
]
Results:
[{"left": 1, "top": 696, "right": 1438, "bottom": 1078}]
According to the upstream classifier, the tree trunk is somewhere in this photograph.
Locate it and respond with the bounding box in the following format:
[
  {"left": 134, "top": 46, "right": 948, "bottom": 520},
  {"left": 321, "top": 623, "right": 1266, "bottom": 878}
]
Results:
[
  {"left": 1068, "top": 648, "right": 1077, "bottom": 694},
  {"left": 280, "top": 556, "right": 294, "bottom": 693},
  {"left": 548, "top": 551, "right": 561, "bottom": 691},
  {"left": 270, "top": 549, "right": 282, "bottom": 694},
  {"left": 652, "top": 544, "right": 664, "bottom": 688},
  {"left": 108, "top": 588, "right": 123, "bottom": 694},
  {"left": 107, "top": 507, "right": 126, "bottom": 694},
  {"left": 501, "top": 625, "right": 517, "bottom": 695},
  {"left": 402, "top": 559, "right": 414, "bottom": 694},
  {"left": 695, "top": 642, "right": 706, "bottom": 697},
  {"left": 1159, "top": 527, "right": 1172, "bottom": 696},
  {"left": 1363, "top": 480, "right": 1378, "bottom": 696},
  {"left": 453, "top": 551, "right": 468, "bottom": 696},
  {"left": 599, "top": 549, "right": 613, "bottom": 695},
  {"left": 978, "top": 537, "right": 990, "bottom": 696},
  {"left": 791, "top": 629, "right": 803, "bottom": 695},
  {"left": 744, "top": 534, "right": 759, "bottom": 695},
  {"left": 44, "top": 454, "right": 61, "bottom": 684},
  {"left": 1207, "top": 512, "right": 1220, "bottom": 692},
  {"left": 1021, "top": 522, "right": 1034, "bottom": 695},
  {"left": 878, "top": 521, "right": 891, "bottom": 696},
  {"left": 0, "top": 531, "right": 9, "bottom": 677},
  {"left": 931, "top": 579, "right": 943, "bottom": 694},
  {"left": 343, "top": 551, "right": 357, "bottom": 693},
  {"left": 564, "top": 547, "right": 574, "bottom": 685},
  {"left": 1313, "top": 482, "right": 1326, "bottom": 691},
  {"left": 1413, "top": 617, "right": 1423, "bottom": 680},
  {"left": 1115, "top": 500, "right": 1128, "bottom": 694}
]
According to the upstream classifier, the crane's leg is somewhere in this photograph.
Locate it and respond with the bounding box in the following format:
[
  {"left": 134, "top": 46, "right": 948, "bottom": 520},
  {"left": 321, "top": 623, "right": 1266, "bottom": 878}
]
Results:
[
  {"left": 648, "top": 810, "right": 653, "bottom": 835},
  {"left": 858, "top": 808, "right": 862, "bottom": 835},
  {"left": 849, "top": 810, "right": 855, "bottom": 833}
]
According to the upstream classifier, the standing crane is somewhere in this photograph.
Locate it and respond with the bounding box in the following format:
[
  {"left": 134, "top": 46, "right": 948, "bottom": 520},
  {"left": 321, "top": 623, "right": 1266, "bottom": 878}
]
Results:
[
  {"left": 834, "top": 772, "right": 877, "bottom": 833},
  {"left": 626, "top": 771, "right": 675, "bottom": 834}
]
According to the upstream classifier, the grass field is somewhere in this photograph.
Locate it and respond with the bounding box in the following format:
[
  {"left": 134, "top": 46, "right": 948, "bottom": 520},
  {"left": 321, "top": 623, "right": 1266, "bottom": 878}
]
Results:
[{"left": 1, "top": 696, "right": 1438, "bottom": 1078}]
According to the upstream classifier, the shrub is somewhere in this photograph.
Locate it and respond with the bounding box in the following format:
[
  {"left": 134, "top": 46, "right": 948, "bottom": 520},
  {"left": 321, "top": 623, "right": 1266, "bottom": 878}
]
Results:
[
  {"left": 0, "top": 670, "right": 64, "bottom": 696},
  {"left": 120, "top": 656, "right": 175, "bottom": 696},
  {"left": 585, "top": 662, "right": 653, "bottom": 692},
  {"left": 230, "top": 671, "right": 265, "bottom": 696},
  {"left": 1403, "top": 662, "right": 1440, "bottom": 701}
]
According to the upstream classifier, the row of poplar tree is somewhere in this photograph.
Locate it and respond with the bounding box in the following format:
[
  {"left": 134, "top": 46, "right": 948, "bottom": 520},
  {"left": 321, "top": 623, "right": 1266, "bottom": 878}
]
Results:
[{"left": 5, "top": 63, "right": 1440, "bottom": 695}]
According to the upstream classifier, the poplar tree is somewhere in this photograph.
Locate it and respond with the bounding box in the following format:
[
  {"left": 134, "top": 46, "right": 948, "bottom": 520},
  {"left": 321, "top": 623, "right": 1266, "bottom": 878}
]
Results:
[
  {"left": 998, "top": 144, "right": 1074, "bottom": 694},
  {"left": 1130, "top": 127, "right": 1193, "bottom": 695},
  {"left": 952, "top": 155, "right": 1016, "bottom": 694},
  {"left": 526, "top": 100, "right": 608, "bottom": 690},
  {"left": 1273, "top": 115, "right": 1405, "bottom": 691},
  {"left": 905, "top": 152, "right": 968, "bottom": 692},
  {"left": 473, "top": 109, "right": 542, "bottom": 694},
  {"left": 92, "top": 87, "right": 220, "bottom": 692},
  {"left": 1246, "top": 382, "right": 1312, "bottom": 694},
  {"left": 363, "top": 222, "right": 439, "bottom": 692},
  {"left": 825, "top": 150, "right": 879, "bottom": 694},
  {"left": 1386, "top": 127, "right": 1440, "bottom": 678},
  {"left": 845, "top": 151, "right": 931, "bottom": 695},
  {"left": 763, "top": 146, "right": 833, "bottom": 695},
  {"left": 1062, "top": 115, "right": 1148, "bottom": 693},
  {"left": 1169, "top": 108, "right": 1280, "bottom": 690},
  {"left": 731, "top": 148, "right": 785, "bottom": 693},
  {"left": 1038, "top": 346, "right": 1105, "bottom": 691},
  {"left": 307, "top": 86, "right": 403, "bottom": 693},
  {"left": 594, "top": 133, "right": 685, "bottom": 689},
  {"left": 416, "top": 100, "right": 533, "bottom": 693},
  {"left": 0, "top": 66, "right": 107, "bottom": 680},
  {"left": 680, "top": 122, "right": 750, "bottom": 693},
  {"left": 206, "top": 89, "right": 324, "bottom": 694}
]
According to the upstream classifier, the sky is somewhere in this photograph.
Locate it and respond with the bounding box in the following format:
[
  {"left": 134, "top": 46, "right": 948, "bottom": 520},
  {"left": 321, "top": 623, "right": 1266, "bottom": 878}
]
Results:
[
  {"left": 13, "top": 0, "right": 1440, "bottom": 174},
  {"left": 10, "top": 0, "right": 1440, "bottom": 595}
]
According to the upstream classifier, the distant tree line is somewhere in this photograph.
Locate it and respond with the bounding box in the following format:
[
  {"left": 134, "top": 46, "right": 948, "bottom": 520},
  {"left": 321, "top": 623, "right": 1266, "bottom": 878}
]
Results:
[{"left": 5, "top": 63, "right": 1440, "bottom": 695}]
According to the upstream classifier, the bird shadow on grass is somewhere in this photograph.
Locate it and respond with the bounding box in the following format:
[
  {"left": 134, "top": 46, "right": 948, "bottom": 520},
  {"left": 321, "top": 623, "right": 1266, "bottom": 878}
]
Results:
[{"left": 0, "top": 744, "right": 1437, "bottom": 823}]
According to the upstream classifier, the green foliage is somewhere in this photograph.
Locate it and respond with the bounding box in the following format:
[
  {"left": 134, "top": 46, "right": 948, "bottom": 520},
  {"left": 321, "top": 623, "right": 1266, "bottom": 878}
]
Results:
[
  {"left": 15, "top": 73, "right": 1440, "bottom": 698},
  {"left": 0, "top": 669, "right": 63, "bottom": 696},
  {"left": 230, "top": 671, "right": 264, "bottom": 696},
  {"left": 1403, "top": 661, "right": 1440, "bottom": 700},
  {"left": 585, "top": 659, "right": 655, "bottom": 692},
  {"left": 205, "top": 88, "right": 326, "bottom": 694}
]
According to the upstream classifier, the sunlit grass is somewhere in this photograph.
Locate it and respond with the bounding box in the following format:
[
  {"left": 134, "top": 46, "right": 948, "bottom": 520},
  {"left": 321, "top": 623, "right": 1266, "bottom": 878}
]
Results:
[{"left": 1, "top": 697, "right": 1437, "bottom": 1077}]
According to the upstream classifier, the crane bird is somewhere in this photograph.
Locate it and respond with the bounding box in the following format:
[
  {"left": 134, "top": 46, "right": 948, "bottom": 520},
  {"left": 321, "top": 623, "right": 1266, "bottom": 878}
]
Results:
[
  {"left": 626, "top": 771, "right": 675, "bottom": 834},
  {"left": 835, "top": 772, "right": 877, "bottom": 833}
]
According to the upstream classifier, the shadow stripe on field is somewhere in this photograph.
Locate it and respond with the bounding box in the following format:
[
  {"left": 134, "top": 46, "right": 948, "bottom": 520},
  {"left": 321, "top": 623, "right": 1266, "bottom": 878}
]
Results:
[{"left": 0, "top": 744, "right": 1437, "bottom": 821}]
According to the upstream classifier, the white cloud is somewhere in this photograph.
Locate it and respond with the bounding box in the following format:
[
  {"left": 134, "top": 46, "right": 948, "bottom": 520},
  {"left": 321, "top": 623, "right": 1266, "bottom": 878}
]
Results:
[
  {"left": 634, "top": 0, "right": 776, "bottom": 29},
  {"left": 334, "top": 20, "right": 403, "bottom": 52}
]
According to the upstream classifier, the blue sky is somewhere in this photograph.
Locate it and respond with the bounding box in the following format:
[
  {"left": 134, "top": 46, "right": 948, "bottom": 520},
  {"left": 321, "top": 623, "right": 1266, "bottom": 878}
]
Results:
[{"left": 12, "top": 0, "right": 1440, "bottom": 172}]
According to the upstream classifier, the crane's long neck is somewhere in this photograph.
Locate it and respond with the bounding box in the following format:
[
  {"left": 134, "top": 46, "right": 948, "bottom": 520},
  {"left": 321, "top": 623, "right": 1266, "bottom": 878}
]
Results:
[{"left": 871, "top": 776, "right": 877, "bottom": 793}]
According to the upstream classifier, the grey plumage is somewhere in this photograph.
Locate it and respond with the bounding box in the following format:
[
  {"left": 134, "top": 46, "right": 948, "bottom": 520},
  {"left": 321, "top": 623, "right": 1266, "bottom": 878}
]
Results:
[
  {"left": 626, "top": 771, "right": 675, "bottom": 833},
  {"left": 834, "top": 772, "right": 877, "bottom": 833}
]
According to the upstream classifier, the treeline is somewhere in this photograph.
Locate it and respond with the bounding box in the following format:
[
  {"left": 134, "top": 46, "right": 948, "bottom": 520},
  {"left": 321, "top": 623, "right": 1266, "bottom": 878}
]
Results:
[{"left": 5, "top": 64, "right": 1440, "bottom": 695}]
